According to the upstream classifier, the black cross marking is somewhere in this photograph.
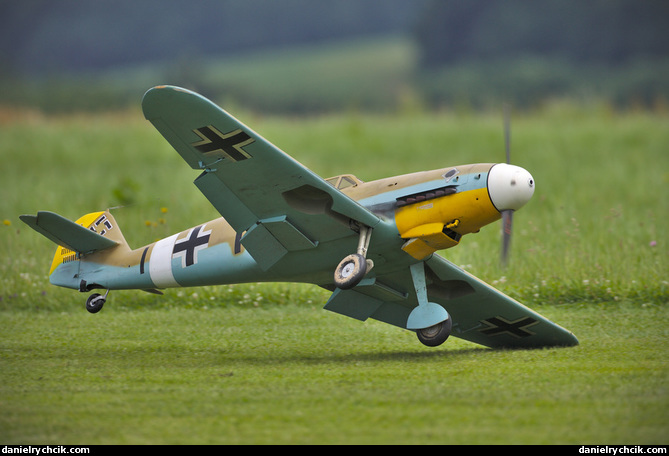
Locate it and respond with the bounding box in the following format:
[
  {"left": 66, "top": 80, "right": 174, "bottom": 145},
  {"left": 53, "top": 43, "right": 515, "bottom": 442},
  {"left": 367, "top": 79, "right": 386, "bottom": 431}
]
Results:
[
  {"left": 479, "top": 316, "right": 539, "bottom": 338},
  {"left": 192, "top": 125, "right": 254, "bottom": 162},
  {"left": 172, "top": 225, "right": 211, "bottom": 268}
]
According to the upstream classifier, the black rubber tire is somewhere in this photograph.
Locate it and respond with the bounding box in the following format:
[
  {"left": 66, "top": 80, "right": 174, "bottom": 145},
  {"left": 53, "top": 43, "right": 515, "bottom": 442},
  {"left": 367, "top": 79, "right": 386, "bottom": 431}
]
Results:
[
  {"left": 334, "top": 253, "right": 367, "bottom": 290},
  {"left": 416, "top": 318, "right": 452, "bottom": 347},
  {"left": 85, "top": 293, "right": 105, "bottom": 314}
]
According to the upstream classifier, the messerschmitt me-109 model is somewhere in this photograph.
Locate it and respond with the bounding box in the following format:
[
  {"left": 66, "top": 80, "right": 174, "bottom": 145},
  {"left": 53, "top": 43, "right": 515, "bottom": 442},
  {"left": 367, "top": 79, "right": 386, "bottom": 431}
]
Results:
[{"left": 21, "top": 86, "right": 578, "bottom": 349}]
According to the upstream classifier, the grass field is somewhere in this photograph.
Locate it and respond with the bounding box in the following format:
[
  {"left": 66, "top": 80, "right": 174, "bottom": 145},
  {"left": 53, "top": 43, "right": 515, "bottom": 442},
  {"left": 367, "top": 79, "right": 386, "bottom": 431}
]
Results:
[
  {"left": 0, "top": 303, "right": 666, "bottom": 444},
  {"left": 1, "top": 103, "right": 667, "bottom": 444}
]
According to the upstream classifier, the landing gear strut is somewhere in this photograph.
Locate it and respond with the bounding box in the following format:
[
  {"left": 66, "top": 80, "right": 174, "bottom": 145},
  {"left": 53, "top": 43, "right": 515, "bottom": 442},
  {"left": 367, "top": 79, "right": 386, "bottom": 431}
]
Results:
[
  {"left": 85, "top": 289, "right": 109, "bottom": 314},
  {"left": 334, "top": 225, "right": 373, "bottom": 290},
  {"left": 406, "top": 262, "right": 452, "bottom": 347}
]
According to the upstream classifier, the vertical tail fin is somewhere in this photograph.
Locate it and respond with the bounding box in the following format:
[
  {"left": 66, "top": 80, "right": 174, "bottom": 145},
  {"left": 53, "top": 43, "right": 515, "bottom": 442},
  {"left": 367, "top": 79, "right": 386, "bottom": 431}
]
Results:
[{"left": 74, "top": 210, "right": 129, "bottom": 249}]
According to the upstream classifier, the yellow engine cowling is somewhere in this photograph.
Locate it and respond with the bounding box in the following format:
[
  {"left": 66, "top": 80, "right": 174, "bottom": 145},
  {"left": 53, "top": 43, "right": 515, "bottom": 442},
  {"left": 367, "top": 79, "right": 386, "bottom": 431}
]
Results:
[{"left": 396, "top": 187, "right": 500, "bottom": 260}]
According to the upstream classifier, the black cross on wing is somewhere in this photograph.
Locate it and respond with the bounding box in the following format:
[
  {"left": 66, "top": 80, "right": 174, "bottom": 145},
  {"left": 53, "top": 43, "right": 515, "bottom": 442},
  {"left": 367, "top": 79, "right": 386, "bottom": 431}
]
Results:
[
  {"left": 192, "top": 125, "right": 254, "bottom": 162},
  {"left": 479, "top": 316, "right": 539, "bottom": 338}
]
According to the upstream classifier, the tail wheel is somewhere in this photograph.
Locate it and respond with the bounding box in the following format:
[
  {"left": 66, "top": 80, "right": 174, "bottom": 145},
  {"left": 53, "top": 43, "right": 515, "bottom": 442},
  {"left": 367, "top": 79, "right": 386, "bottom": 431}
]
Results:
[
  {"left": 334, "top": 253, "right": 367, "bottom": 289},
  {"left": 85, "top": 293, "right": 106, "bottom": 314},
  {"left": 416, "top": 318, "right": 452, "bottom": 347}
]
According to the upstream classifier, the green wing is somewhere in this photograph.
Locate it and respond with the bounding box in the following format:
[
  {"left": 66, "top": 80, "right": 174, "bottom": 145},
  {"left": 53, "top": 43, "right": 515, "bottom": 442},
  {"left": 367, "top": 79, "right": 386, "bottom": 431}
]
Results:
[
  {"left": 325, "top": 254, "right": 578, "bottom": 348},
  {"left": 142, "top": 86, "right": 381, "bottom": 271},
  {"left": 424, "top": 255, "right": 578, "bottom": 348}
]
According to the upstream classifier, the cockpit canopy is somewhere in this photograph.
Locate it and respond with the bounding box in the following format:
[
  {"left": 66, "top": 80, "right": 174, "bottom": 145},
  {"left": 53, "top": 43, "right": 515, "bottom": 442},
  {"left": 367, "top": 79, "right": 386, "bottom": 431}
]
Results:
[{"left": 325, "top": 174, "right": 363, "bottom": 190}]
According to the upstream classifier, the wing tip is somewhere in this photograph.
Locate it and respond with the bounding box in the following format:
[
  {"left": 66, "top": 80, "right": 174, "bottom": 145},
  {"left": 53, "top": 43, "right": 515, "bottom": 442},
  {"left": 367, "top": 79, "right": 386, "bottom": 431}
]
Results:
[
  {"left": 141, "top": 85, "right": 214, "bottom": 121},
  {"left": 142, "top": 85, "right": 199, "bottom": 102}
]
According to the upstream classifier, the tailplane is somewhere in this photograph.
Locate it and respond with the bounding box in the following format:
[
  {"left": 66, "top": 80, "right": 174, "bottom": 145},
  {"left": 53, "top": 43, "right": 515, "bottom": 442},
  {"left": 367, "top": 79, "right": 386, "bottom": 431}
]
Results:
[{"left": 20, "top": 210, "right": 128, "bottom": 275}]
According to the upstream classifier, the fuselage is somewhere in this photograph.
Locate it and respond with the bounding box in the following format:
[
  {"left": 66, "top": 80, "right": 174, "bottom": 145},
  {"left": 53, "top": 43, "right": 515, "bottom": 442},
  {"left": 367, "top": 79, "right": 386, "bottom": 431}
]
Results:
[{"left": 49, "top": 163, "right": 534, "bottom": 293}]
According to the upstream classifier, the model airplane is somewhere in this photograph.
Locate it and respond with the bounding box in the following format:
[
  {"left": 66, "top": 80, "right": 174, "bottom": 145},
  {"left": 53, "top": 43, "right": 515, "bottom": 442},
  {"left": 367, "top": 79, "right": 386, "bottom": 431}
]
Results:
[{"left": 21, "top": 86, "right": 578, "bottom": 349}]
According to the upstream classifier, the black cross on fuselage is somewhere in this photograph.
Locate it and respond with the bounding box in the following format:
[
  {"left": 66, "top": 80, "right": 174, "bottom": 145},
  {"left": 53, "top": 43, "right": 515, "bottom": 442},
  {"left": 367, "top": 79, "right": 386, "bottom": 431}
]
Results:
[
  {"left": 479, "top": 316, "right": 538, "bottom": 338},
  {"left": 173, "top": 225, "right": 211, "bottom": 267},
  {"left": 192, "top": 126, "right": 254, "bottom": 162}
]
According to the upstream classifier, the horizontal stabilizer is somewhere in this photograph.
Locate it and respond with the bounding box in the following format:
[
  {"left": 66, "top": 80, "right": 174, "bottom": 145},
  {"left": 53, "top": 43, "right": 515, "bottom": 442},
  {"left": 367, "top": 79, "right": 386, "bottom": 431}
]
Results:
[{"left": 20, "top": 211, "right": 118, "bottom": 254}]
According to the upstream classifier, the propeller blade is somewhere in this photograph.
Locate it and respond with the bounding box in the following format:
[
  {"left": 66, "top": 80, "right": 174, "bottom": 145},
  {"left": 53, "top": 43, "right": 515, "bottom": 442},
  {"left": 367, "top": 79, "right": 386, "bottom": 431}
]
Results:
[
  {"left": 501, "top": 209, "right": 513, "bottom": 267},
  {"left": 501, "top": 104, "right": 512, "bottom": 267}
]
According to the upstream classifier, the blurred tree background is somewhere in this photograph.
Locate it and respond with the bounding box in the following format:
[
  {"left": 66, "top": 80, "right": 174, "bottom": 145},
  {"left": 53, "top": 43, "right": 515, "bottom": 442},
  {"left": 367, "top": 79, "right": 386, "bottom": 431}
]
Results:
[
  {"left": 0, "top": 0, "right": 667, "bottom": 113},
  {"left": 0, "top": 0, "right": 420, "bottom": 72},
  {"left": 415, "top": 0, "right": 669, "bottom": 67}
]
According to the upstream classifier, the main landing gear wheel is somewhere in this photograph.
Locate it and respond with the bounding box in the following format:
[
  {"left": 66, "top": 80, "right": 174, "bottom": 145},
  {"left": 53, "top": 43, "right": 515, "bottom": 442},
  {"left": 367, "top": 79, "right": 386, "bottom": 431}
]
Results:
[
  {"left": 416, "top": 318, "right": 452, "bottom": 347},
  {"left": 85, "top": 291, "right": 108, "bottom": 314},
  {"left": 334, "top": 225, "right": 373, "bottom": 290},
  {"left": 334, "top": 253, "right": 367, "bottom": 290}
]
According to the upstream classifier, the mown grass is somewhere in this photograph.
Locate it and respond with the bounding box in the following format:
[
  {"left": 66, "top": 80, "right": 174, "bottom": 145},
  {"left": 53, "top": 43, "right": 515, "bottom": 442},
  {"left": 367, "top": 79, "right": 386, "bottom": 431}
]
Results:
[
  {"left": 1, "top": 302, "right": 667, "bottom": 444},
  {"left": 1, "top": 104, "right": 667, "bottom": 444}
]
